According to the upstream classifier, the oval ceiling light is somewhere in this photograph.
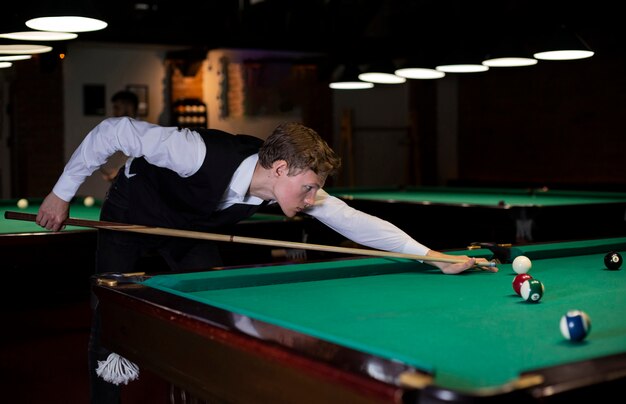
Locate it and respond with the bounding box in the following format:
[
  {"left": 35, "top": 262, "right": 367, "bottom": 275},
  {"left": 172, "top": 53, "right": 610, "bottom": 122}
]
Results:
[
  {"left": 0, "top": 54, "right": 33, "bottom": 61},
  {"left": 329, "top": 63, "right": 375, "bottom": 90},
  {"left": 0, "top": 31, "right": 78, "bottom": 41},
  {"left": 533, "top": 25, "right": 594, "bottom": 61},
  {"left": 329, "top": 81, "right": 374, "bottom": 90},
  {"left": 0, "top": 62, "right": 12, "bottom": 68},
  {"left": 395, "top": 68, "right": 445, "bottom": 79},
  {"left": 358, "top": 60, "right": 406, "bottom": 84},
  {"left": 0, "top": 44, "right": 53, "bottom": 54},
  {"left": 26, "top": 16, "right": 107, "bottom": 33},
  {"left": 481, "top": 35, "right": 538, "bottom": 68},
  {"left": 482, "top": 57, "right": 538, "bottom": 67},
  {"left": 436, "top": 64, "right": 489, "bottom": 73},
  {"left": 533, "top": 49, "right": 594, "bottom": 61},
  {"left": 436, "top": 44, "right": 491, "bottom": 73},
  {"left": 358, "top": 72, "right": 406, "bottom": 84}
]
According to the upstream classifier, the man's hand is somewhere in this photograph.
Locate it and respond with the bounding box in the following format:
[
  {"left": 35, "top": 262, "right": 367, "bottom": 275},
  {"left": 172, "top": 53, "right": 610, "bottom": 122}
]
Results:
[
  {"left": 36, "top": 192, "right": 70, "bottom": 232},
  {"left": 427, "top": 250, "right": 499, "bottom": 274}
]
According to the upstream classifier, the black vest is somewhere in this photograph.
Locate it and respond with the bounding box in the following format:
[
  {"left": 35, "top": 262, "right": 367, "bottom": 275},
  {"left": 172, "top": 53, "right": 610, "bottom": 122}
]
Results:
[{"left": 110, "top": 128, "right": 265, "bottom": 230}]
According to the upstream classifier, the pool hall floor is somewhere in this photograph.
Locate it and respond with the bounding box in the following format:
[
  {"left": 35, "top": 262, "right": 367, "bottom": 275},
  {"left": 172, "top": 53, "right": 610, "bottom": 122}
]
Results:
[{"left": 0, "top": 292, "right": 171, "bottom": 403}]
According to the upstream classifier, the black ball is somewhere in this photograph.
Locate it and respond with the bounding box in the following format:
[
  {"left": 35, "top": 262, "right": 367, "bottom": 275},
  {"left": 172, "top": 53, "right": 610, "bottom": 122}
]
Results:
[{"left": 604, "top": 252, "right": 623, "bottom": 270}]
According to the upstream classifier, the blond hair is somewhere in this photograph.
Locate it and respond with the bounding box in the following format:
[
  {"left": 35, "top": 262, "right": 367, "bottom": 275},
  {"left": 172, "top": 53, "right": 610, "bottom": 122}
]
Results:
[{"left": 258, "top": 122, "right": 341, "bottom": 180}]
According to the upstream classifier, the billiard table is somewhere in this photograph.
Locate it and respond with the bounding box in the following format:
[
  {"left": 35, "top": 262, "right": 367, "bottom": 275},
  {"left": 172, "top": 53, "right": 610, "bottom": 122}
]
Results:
[
  {"left": 1, "top": 197, "right": 104, "bottom": 301},
  {"left": 329, "top": 186, "right": 626, "bottom": 249},
  {"left": 0, "top": 197, "right": 323, "bottom": 300},
  {"left": 92, "top": 236, "right": 626, "bottom": 403}
]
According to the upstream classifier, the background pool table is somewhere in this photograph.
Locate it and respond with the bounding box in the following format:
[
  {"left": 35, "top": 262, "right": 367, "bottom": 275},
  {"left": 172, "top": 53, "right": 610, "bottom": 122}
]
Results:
[
  {"left": 93, "top": 237, "right": 626, "bottom": 403},
  {"left": 328, "top": 186, "right": 626, "bottom": 249},
  {"left": 1, "top": 197, "right": 104, "bottom": 301},
  {"left": 0, "top": 197, "right": 329, "bottom": 301}
]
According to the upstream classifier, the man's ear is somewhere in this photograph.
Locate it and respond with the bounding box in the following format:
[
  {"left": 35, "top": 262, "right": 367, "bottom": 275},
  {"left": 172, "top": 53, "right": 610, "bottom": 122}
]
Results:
[{"left": 272, "top": 160, "right": 288, "bottom": 176}]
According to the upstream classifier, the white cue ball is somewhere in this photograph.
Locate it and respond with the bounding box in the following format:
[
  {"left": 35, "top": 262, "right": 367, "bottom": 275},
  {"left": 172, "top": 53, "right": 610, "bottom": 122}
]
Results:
[
  {"left": 83, "top": 196, "right": 95, "bottom": 207},
  {"left": 512, "top": 255, "right": 532, "bottom": 274},
  {"left": 17, "top": 198, "right": 29, "bottom": 209}
]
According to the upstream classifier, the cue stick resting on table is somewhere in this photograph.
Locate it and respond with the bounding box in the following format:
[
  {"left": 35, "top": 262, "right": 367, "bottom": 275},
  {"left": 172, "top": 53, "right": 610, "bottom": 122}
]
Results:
[{"left": 4, "top": 211, "right": 497, "bottom": 268}]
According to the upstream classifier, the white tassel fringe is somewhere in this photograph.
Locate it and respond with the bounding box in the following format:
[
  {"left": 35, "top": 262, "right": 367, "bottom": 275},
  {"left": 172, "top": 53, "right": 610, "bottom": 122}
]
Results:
[{"left": 96, "top": 352, "right": 140, "bottom": 385}]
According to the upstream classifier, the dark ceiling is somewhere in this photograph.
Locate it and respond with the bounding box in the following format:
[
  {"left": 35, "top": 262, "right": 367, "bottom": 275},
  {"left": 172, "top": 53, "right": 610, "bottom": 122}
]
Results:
[{"left": 3, "top": 0, "right": 623, "bottom": 65}]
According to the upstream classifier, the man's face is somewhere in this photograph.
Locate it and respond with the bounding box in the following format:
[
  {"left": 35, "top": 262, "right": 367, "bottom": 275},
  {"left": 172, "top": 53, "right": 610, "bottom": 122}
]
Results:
[{"left": 274, "top": 167, "right": 323, "bottom": 217}]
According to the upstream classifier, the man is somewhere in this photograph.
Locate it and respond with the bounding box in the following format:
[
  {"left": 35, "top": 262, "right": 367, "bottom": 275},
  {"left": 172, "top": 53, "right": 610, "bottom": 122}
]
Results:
[{"left": 36, "top": 118, "right": 497, "bottom": 403}]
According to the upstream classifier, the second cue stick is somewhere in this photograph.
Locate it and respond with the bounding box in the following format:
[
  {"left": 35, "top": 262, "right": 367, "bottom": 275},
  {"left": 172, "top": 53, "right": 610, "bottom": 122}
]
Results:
[{"left": 4, "top": 211, "right": 496, "bottom": 267}]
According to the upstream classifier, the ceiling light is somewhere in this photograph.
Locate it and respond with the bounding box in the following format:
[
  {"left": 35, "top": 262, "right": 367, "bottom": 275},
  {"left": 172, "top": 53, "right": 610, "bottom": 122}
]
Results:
[
  {"left": 395, "top": 67, "right": 445, "bottom": 80},
  {"left": 436, "top": 64, "right": 489, "bottom": 73},
  {"left": 534, "top": 49, "right": 594, "bottom": 61},
  {"left": 329, "top": 64, "right": 374, "bottom": 90},
  {"left": 394, "top": 55, "right": 445, "bottom": 80},
  {"left": 358, "top": 60, "right": 406, "bottom": 84},
  {"left": 0, "top": 44, "right": 53, "bottom": 54},
  {"left": 329, "top": 81, "right": 374, "bottom": 90},
  {"left": 480, "top": 32, "right": 538, "bottom": 67},
  {"left": 26, "top": 16, "right": 107, "bottom": 33},
  {"left": 482, "top": 57, "right": 538, "bottom": 67},
  {"left": 0, "top": 31, "right": 78, "bottom": 41},
  {"left": 0, "top": 55, "right": 33, "bottom": 61},
  {"left": 358, "top": 72, "right": 406, "bottom": 84},
  {"left": 0, "top": 62, "right": 12, "bottom": 69},
  {"left": 436, "top": 46, "right": 490, "bottom": 73},
  {"left": 533, "top": 25, "right": 594, "bottom": 61}
]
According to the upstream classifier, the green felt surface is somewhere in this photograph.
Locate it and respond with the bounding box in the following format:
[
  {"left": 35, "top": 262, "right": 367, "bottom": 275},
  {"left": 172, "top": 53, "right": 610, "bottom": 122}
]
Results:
[
  {"left": 0, "top": 197, "right": 288, "bottom": 235},
  {"left": 329, "top": 186, "right": 626, "bottom": 207},
  {"left": 143, "top": 237, "right": 626, "bottom": 393},
  {"left": 0, "top": 197, "right": 102, "bottom": 234}
]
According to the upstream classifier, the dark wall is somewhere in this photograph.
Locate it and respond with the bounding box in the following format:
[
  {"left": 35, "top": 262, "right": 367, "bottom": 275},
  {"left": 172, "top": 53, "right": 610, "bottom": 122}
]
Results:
[
  {"left": 7, "top": 30, "right": 626, "bottom": 196},
  {"left": 454, "top": 36, "right": 626, "bottom": 190},
  {"left": 9, "top": 54, "right": 65, "bottom": 197}
]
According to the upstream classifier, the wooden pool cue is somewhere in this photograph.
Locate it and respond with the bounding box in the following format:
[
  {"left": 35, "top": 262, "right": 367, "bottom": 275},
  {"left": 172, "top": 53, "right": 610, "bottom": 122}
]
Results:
[{"left": 4, "top": 211, "right": 496, "bottom": 267}]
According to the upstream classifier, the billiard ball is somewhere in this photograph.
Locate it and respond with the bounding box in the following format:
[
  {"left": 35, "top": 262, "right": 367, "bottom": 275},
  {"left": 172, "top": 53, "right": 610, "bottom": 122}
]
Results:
[
  {"left": 512, "top": 255, "right": 532, "bottom": 274},
  {"left": 604, "top": 252, "right": 623, "bottom": 270},
  {"left": 84, "top": 196, "right": 95, "bottom": 207},
  {"left": 512, "top": 273, "right": 532, "bottom": 296},
  {"left": 560, "top": 310, "right": 591, "bottom": 342},
  {"left": 17, "top": 198, "right": 28, "bottom": 209},
  {"left": 520, "top": 278, "right": 544, "bottom": 302}
]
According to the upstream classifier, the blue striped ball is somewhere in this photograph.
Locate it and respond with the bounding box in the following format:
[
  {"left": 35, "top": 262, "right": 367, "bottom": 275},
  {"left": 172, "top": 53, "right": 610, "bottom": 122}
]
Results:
[{"left": 560, "top": 310, "right": 591, "bottom": 342}]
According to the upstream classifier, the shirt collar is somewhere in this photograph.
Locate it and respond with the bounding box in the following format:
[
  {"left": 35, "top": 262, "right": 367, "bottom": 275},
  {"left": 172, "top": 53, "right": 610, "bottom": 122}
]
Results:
[{"left": 228, "top": 153, "right": 265, "bottom": 205}]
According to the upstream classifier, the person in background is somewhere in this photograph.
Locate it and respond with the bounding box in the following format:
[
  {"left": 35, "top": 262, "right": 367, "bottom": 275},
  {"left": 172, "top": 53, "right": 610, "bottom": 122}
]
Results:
[
  {"left": 99, "top": 90, "right": 140, "bottom": 182},
  {"left": 35, "top": 119, "right": 498, "bottom": 403},
  {"left": 110, "top": 90, "right": 139, "bottom": 119}
]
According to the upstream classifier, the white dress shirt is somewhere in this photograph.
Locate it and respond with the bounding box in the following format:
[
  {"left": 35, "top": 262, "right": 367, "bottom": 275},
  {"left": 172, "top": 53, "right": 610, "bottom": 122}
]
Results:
[{"left": 52, "top": 117, "right": 430, "bottom": 257}]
